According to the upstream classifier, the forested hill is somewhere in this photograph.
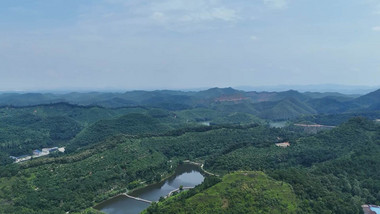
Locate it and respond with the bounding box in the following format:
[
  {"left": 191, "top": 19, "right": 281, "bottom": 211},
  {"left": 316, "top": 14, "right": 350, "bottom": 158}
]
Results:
[
  {"left": 0, "top": 117, "right": 378, "bottom": 213},
  {"left": 67, "top": 113, "right": 177, "bottom": 151},
  {"left": 0, "top": 88, "right": 379, "bottom": 120},
  {"left": 145, "top": 118, "right": 380, "bottom": 214},
  {"left": 0, "top": 103, "right": 150, "bottom": 165},
  {"left": 143, "top": 171, "right": 300, "bottom": 214},
  {"left": 0, "top": 88, "right": 378, "bottom": 213}
]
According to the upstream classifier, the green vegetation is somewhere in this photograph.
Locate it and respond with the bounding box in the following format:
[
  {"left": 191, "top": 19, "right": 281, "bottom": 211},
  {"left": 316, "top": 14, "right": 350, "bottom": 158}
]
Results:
[
  {"left": 0, "top": 135, "right": 171, "bottom": 213},
  {"left": 175, "top": 107, "right": 263, "bottom": 125},
  {"left": 142, "top": 124, "right": 282, "bottom": 161},
  {"left": 145, "top": 118, "right": 380, "bottom": 214},
  {"left": 254, "top": 97, "right": 317, "bottom": 120},
  {"left": 207, "top": 118, "right": 377, "bottom": 171},
  {"left": 295, "top": 111, "right": 380, "bottom": 126},
  {"left": 1, "top": 87, "right": 379, "bottom": 120},
  {"left": 67, "top": 113, "right": 176, "bottom": 151},
  {"left": 0, "top": 114, "right": 82, "bottom": 164},
  {"left": 0, "top": 88, "right": 379, "bottom": 213},
  {"left": 0, "top": 103, "right": 150, "bottom": 165},
  {"left": 0, "top": 117, "right": 377, "bottom": 213},
  {"left": 143, "top": 171, "right": 299, "bottom": 214}
]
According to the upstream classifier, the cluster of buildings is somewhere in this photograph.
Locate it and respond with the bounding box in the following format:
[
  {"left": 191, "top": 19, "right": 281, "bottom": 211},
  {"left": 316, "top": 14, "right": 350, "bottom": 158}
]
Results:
[
  {"left": 10, "top": 147, "right": 65, "bottom": 163},
  {"left": 10, "top": 155, "right": 31, "bottom": 163}
]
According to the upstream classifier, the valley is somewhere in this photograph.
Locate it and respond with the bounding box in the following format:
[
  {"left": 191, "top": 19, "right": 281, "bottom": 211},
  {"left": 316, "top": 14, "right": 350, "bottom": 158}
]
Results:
[
  {"left": 4, "top": 1, "right": 380, "bottom": 213},
  {"left": 95, "top": 164, "right": 205, "bottom": 214},
  {"left": 0, "top": 87, "right": 379, "bottom": 214}
]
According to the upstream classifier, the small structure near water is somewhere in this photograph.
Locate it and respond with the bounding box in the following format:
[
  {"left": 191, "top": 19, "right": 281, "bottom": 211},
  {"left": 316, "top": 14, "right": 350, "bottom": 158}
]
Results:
[
  {"left": 362, "top": 205, "right": 380, "bottom": 214},
  {"left": 166, "top": 186, "right": 193, "bottom": 198}
]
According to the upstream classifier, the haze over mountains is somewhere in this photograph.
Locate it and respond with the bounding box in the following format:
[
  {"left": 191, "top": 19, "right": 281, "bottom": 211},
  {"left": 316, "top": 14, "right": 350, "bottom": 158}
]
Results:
[
  {"left": 1, "top": 84, "right": 378, "bottom": 95},
  {"left": 0, "top": 87, "right": 379, "bottom": 121},
  {"left": 235, "top": 84, "right": 379, "bottom": 94}
]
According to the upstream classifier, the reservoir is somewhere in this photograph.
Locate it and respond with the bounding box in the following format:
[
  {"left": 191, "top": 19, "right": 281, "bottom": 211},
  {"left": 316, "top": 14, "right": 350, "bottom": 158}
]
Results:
[
  {"left": 95, "top": 164, "right": 205, "bottom": 214},
  {"left": 370, "top": 206, "right": 380, "bottom": 214}
]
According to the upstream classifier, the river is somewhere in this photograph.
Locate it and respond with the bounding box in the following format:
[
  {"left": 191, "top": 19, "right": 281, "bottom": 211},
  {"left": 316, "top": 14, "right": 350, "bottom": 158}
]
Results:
[{"left": 94, "top": 164, "right": 205, "bottom": 214}]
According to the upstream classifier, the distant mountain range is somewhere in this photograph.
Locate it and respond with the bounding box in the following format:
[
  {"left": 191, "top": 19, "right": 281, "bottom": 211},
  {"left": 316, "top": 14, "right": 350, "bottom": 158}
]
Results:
[
  {"left": 235, "top": 84, "right": 379, "bottom": 94},
  {"left": 0, "top": 87, "right": 379, "bottom": 120}
]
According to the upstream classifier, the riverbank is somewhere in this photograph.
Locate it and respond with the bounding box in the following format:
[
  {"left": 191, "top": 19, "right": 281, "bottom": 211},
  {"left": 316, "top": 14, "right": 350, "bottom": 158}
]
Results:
[
  {"left": 362, "top": 204, "right": 380, "bottom": 214},
  {"left": 93, "top": 166, "right": 176, "bottom": 210},
  {"left": 93, "top": 162, "right": 208, "bottom": 213},
  {"left": 183, "top": 160, "right": 218, "bottom": 176}
]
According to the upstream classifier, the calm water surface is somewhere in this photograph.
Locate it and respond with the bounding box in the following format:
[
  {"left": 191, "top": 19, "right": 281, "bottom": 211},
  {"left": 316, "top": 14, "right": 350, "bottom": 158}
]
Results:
[
  {"left": 370, "top": 207, "right": 380, "bottom": 214},
  {"left": 95, "top": 164, "right": 205, "bottom": 214}
]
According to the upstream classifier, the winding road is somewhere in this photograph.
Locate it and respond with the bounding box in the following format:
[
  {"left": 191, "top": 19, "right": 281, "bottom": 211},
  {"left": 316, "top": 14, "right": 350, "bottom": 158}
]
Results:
[{"left": 183, "top": 160, "right": 218, "bottom": 176}]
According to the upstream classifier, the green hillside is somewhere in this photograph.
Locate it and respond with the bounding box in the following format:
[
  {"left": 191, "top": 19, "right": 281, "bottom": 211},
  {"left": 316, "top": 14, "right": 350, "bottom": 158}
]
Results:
[
  {"left": 294, "top": 111, "right": 380, "bottom": 126},
  {"left": 0, "top": 103, "right": 148, "bottom": 125},
  {"left": 175, "top": 107, "right": 263, "bottom": 125},
  {"left": 0, "top": 114, "right": 82, "bottom": 164},
  {"left": 0, "top": 89, "right": 379, "bottom": 214},
  {"left": 0, "top": 135, "right": 170, "bottom": 214},
  {"left": 68, "top": 113, "right": 175, "bottom": 151},
  {"left": 353, "top": 89, "right": 380, "bottom": 107},
  {"left": 144, "top": 171, "right": 299, "bottom": 214},
  {"left": 0, "top": 118, "right": 378, "bottom": 213},
  {"left": 255, "top": 98, "right": 317, "bottom": 120},
  {"left": 207, "top": 117, "right": 378, "bottom": 172},
  {"left": 1, "top": 88, "right": 379, "bottom": 120},
  {"left": 306, "top": 97, "right": 349, "bottom": 114}
]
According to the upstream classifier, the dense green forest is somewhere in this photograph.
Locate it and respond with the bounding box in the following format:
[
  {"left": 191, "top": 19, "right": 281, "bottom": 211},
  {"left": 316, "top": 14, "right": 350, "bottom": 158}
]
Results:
[
  {"left": 0, "top": 103, "right": 151, "bottom": 165},
  {"left": 143, "top": 118, "right": 379, "bottom": 214},
  {"left": 0, "top": 135, "right": 171, "bottom": 213},
  {"left": 0, "top": 88, "right": 379, "bottom": 213},
  {"left": 0, "top": 117, "right": 378, "bottom": 213},
  {"left": 143, "top": 171, "right": 300, "bottom": 214},
  {"left": 1, "top": 88, "right": 379, "bottom": 120}
]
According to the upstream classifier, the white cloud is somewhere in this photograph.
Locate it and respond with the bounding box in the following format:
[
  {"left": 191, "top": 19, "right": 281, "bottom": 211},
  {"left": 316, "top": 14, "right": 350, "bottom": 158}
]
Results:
[
  {"left": 148, "top": 0, "right": 240, "bottom": 23},
  {"left": 263, "top": 0, "right": 288, "bottom": 9},
  {"left": 372, "top": 26, "right": 380, "bottom": 31},
  {"left": 150, "top": 0, "right": 211, "bottom": 12},
  {"left": 181, "top": 7, "right": 239, "bottom": 22},
  {"left": 250, "top": 35, "right": 258, "bottom": 40}
]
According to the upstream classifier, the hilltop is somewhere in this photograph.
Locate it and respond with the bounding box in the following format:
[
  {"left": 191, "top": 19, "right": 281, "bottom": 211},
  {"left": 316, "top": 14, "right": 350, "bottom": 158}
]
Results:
[{"left": 144, "top": 171, "right": 299, "bottom": 214}]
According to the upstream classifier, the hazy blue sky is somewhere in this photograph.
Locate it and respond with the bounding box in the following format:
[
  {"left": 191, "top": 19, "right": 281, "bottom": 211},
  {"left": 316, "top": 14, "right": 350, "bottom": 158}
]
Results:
[{"left": 0, "top": 0, "right": 380, "bottom": 91}]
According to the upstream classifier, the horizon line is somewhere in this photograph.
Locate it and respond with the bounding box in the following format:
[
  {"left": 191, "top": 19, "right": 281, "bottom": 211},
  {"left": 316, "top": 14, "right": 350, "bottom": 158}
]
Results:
[{"left": 0, "top": 84, "right": 378, "bottom": 94}]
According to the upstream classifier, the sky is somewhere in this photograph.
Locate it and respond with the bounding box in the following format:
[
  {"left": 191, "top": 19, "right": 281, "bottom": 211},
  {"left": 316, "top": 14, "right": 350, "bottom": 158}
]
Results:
[{"left": 0, "top": 0, "right": 380, "bottom": 91}]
